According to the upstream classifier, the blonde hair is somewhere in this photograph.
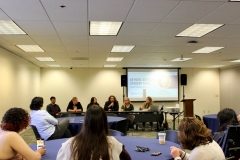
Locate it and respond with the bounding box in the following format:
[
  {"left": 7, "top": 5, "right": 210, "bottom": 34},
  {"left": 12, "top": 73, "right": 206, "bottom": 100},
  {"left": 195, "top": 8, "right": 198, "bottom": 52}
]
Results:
[
  {"left": 72, "top": 97, "right": 77, "bottom": 101},
  {"left": 122, "top": 97, "right": 131, "bottom": 106}
]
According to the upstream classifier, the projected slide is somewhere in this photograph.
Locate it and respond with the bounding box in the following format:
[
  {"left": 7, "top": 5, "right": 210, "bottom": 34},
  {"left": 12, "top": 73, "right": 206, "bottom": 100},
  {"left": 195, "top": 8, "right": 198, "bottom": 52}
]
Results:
[{"left": 127, "top": 69, "right": 179, "bottom": 101}]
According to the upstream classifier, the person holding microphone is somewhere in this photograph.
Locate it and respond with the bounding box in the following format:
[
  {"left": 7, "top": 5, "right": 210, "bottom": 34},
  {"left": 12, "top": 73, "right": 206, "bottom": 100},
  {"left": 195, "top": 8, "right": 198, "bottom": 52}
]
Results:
[{"left": 104, "top": 95, "right": 119, "bottom": 111}]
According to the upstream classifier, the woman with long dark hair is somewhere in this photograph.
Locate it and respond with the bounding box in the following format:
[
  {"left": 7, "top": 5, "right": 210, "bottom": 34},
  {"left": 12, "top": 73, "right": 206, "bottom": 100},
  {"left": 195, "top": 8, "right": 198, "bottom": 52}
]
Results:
[
  {"left": 213, "top": 108, "right": 239, "bottom": 146},
  {"left": 87, "top": 97, "right": 99, "bottom": 109},
  {"left": 57, "top": 105, "right": 131, "bottom": 160},
  {"left": 104, "top": 95, "right": 119, "bottom": 111}
]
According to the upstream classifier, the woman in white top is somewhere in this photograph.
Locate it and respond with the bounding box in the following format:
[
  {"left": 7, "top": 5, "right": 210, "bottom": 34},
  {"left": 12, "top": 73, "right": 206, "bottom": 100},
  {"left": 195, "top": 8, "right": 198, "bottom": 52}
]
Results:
[
  {"left": 170, "top": 117, "right": 225, "bottom": 160},
  {"left": 57, "top": 105, "right": 131, "bottom": 160}
]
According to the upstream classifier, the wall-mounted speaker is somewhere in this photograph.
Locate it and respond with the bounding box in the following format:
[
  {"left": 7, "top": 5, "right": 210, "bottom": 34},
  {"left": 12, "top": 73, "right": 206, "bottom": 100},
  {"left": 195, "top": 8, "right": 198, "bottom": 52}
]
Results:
[
  {"left": 121, "top": 75, "right": 127, "bottom": 87},
  {"left": 181, "top": 74, "right": 187, "bottom": 86}
]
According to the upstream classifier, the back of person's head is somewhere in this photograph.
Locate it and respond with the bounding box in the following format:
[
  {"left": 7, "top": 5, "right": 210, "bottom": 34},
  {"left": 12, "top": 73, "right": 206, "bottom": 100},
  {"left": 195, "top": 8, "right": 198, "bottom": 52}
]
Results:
[
  {"left": 178, "top": 117, "right": 212, "bottom": 150},
  {"left": 217, "top": 108, "right": 238, "bottom": 132},
  {"left": 0, "top": 108, "right": 29, "bottom": 133},
  {"left": 30, "top": 97, "right": 43, "bottom": 110},
  {"left": 71, "top": 105, "right": 110, "bottom": 160}
]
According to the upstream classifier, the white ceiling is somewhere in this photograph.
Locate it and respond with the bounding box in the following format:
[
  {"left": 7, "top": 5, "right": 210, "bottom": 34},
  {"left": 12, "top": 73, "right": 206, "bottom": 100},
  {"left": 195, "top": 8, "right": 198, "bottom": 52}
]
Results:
[{"left": 0, "top": 0, "right": 240, "bottom": 68}]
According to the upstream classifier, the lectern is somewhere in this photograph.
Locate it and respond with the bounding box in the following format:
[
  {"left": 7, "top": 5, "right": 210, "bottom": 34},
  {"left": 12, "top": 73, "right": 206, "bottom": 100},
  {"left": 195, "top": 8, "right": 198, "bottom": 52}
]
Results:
[{"left": 180, "top": 99, "right": 196, "bottom": 117}]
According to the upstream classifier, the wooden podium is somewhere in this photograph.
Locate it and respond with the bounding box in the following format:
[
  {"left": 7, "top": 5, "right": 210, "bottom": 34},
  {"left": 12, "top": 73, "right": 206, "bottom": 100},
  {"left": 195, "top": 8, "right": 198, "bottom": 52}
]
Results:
[{"left": 180, "top": 99, "right": 196, "bottom": 117}]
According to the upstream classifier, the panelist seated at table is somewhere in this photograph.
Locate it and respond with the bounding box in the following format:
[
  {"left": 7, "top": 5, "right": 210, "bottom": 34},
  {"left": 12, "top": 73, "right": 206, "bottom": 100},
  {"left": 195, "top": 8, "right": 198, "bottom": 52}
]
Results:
[
  {"left": 46, "top": 96, "right": 61, "bottom": 117},
  {"left": 56, "top": 105, "right": 131, "bottom": 160},
  {"left": 67, "top": 97, "right": 83, "bottom": 113},
  {"left": 170, "top": 117, "right": 225, "bottom": 160},
  {"left": 213, "top": 108, "right": 239, "bottom": 146},
  {"left": 104, "top": 95, "right": 119, "bottom": 111},
  {"left": 141, "top": 96, "right": 153, "bottom": 131},
  {"left": 30, "top": 97, "right": 72, "bottom": 140},
  {"left": 121, "top": 97, "right": 134, "bottom": 111},
  {"left": 0, "top": 108, "right": 46, "bottom": 160},
  {"left": 87, "top": 97, "right": 99, "bottom": 109}
]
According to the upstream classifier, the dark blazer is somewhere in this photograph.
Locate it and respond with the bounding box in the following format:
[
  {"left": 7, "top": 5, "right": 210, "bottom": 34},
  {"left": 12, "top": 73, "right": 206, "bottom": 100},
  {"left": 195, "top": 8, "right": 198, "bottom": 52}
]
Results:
[
  {"left": 104, "top": 101, "right": 119, "bottom": 111},
  {"left": 121, "top": 104, "right": 134, "bottom": 111},
  {"left": 66, "top": 101, "right": 83, "bottom": 112},
  {"left": 46, "top": 104, "right": 61, "bottom": 117},
  {"left": 87, "top": 103, "right": 99, "bottom": 109}
]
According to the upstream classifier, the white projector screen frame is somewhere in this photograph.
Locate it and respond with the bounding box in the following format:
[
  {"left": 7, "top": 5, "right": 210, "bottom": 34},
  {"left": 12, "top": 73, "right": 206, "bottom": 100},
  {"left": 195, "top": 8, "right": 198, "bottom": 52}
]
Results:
[{"left": 126, "top": 68, "right": 179, "bottom": 102}]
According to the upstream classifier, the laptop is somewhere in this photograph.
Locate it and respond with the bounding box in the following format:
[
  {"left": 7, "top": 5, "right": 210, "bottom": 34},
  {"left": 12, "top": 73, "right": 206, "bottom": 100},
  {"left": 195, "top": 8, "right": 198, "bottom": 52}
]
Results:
[{"left": 149, "top": 105, "right": 159, "bottom": 112}]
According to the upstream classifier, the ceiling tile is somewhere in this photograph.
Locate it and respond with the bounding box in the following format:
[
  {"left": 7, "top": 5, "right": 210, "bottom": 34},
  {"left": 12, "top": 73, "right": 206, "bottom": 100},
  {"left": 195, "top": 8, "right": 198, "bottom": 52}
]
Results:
[
  {"left": 30, "top": 36, "right": 63, "bottom": 45},
  {"left": 60, "top": 36, "right": 88, "bottom": 45},
  {"left": 89, "top": 36, "right": 116, "bottom": 46},
  {"left": 41, "top": 45, "right": 67, "bottom": 52},
  {"left": 64, "top": 45, "right": 88, "bottom": 53},
  {"left": 52, "top": 21, "right": 88, "bottom": 35},
  {"left": 1, "top": 35, "right": 36, "bottom": 45}
]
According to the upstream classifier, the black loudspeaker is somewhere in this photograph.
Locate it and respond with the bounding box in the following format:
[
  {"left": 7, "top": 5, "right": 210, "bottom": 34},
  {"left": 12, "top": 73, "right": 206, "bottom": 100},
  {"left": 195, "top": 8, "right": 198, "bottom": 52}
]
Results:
[
  {"left": 121, "top": 75, "right": 127, "bottom": 87},
  {"left": 181, "top": 74, "right": 187, "bottom": 86}
]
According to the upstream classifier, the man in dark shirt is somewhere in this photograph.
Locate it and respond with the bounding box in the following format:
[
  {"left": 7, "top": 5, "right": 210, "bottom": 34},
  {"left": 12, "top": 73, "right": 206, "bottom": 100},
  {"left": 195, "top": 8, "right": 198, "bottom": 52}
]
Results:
[{"left": 46, "top": 96, "right": 61, "bottom": 117}]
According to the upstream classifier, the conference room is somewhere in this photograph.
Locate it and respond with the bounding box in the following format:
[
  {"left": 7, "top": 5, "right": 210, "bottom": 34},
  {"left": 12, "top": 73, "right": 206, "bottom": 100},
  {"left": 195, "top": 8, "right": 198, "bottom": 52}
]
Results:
[{"left": 0, "top": 0, "right": 240, "bottom": 160}]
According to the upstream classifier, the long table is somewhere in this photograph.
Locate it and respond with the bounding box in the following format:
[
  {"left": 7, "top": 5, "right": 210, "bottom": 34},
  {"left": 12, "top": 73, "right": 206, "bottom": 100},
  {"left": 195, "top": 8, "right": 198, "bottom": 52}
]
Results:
[{"left": 30, "top": 136, "right": 179, "bottom": 160}]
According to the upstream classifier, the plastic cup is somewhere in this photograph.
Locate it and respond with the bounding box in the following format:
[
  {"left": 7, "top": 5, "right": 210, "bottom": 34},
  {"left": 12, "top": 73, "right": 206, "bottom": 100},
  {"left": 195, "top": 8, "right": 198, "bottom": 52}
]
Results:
[
  {"left": 158, "top": 132, "right": 166, "bottom": 144},
  {"left": 69, "top": 117, "right": 74, "bottom": 123}
]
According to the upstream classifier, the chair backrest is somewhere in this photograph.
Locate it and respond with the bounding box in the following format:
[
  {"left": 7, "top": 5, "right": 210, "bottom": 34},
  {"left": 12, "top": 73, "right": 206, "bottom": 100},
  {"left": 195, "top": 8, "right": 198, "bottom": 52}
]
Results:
[
  {"left": 108, "top": 129, "right": 123, "bottom": 136},
  {"left": 195, "top": 114, "right": 202, "bottom": 121},
  {"left": 156, "top": 130, "right": 180, "bottom": 145},
  {"left": 30, "top": 125, "right": 41, "bottom": 139},
  {"left": 115, "top": 119, "right": 129, "bottom": 136},
  {"left": 126, "top": 115, "right": 135, "bottom": 128},
  {"left": 106, "top": 113, "right": 117, "bottom": 117},
  {"left": 221, "top": 125, "right": 240, "bottom": 159}
]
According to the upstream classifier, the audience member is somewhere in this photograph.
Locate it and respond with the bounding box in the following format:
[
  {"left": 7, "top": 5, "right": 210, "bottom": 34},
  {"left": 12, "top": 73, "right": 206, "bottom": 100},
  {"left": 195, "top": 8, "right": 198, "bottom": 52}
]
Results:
[
  {"left": 121, "top": 97, "right": 134, "bottom": 111},
  {"left": 141, "top": 96, "right": 153, "bottom": 131},
  {"left": 46, "top": 96, "right": 61, "bottom": 117},
  {"left": 0, "top": 108, "right": 45, "bottom": 160},
  {"left": 104, "top": 95, "right": 119, "bottom": 111},
  {"left": 56, "top": 105, "right": 131, "bottom": 160},
  {"left": 67, "top": 97, "right": 83, "bottom": 112},
  {"left": 170, "top": 117, "right": 225, "bottom": 160},
  {"left": 87, "top": 97, "right": 99, "bottom": 109},
  {"left": 30, "top": 97, "right": 72, "bottom": 140},
  {"left": 213, "top": 108, "right": 239, "bottom": 146}
]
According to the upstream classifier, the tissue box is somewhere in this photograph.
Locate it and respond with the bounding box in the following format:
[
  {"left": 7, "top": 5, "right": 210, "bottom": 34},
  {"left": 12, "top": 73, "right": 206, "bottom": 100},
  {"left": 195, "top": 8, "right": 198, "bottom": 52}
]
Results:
[{"left": 165, "top": 107, "right": 180, "bottom": 113}]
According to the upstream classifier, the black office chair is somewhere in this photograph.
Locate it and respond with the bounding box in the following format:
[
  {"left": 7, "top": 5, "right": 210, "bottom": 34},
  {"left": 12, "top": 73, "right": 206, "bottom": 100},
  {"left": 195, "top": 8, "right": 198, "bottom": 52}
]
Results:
[
  {"left": 108, "top": 129, "right": 123, "bottom": 136},
  {"left": 126, "top": 115, "right": 135, "bottom": 136},
  {"left": 221, "top": 125, "right": 240, "bottom": 160},
  {"left": 107, "top": 113, "right": 117, "bottom": 117},
  {"left": 30, "top": 125, "right": 41, "bottom": 139},
  {"left": 156, "top": 130, "right": 180, "bottom": 145},
  {"left": 195, "top": 114, "right": 202, "bottom": 121},
  {"left": 115, "top": 119, "right": 129, "bottom": 136}
]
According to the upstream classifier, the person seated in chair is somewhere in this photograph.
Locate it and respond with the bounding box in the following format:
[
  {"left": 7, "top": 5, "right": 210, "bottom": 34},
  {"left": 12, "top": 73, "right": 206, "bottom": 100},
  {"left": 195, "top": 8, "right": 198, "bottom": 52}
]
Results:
[
  {"left": 67, "top": 97, "right": 83, "bottom": 113},
  {"left": 170, "top": 117, "right": 225, "bottom": 160},
  {"left": 30, "top": 97, "right": 72, "bottom": 140},
  {"left": 213, "top": 108, "right": 239, "bottom": 146},
  {"left": 104, "top": 95, "right": 119, "bottom": 111},
  {"left": 121, "top": 97, "right": 134, "bottom": 111},
  {"left": 46, "top": 96, "right": 61, "bottom": 117},
  {"left": 0, "top": 108, "right": 46, "bottom": 160},
  {"left": 87, "top": 97, "right": 99, "bottom": 109},
  {"left": 141, "top": 96, "right": 154, "bottom": 131}
]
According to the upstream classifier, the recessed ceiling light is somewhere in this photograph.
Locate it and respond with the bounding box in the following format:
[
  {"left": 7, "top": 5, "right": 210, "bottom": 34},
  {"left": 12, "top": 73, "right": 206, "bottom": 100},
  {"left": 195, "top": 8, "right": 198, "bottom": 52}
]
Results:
[
  {"left": 176, "top": 24, "right": 224, "bottom": 37},
  {"left": 90, "top": 21, "right": 123, "bottom": 35},
  {"left": 17, "top": 45, "right": 44, "bottom": 52},
  {"left": 158, "top": 65, "right": 172, "bottom": 67},
  {"left": 35, "top": 57, "right": 54, "bottom": 61},
  {"left": 111, "top": 45, "right": 135, "bottom": 52},
  {"left": 207, "top": 65, "right": 224, "bottom": 68},
  {"left": 103, "top": 64, "right": 117, "bottom": 68},
  {"left": 230, "top": 59, "right": 240, "bottom": 62},
  {"left": 107, "top": 57, "right": 124, "bottom": 61},
  {"left": 192, "top": 47, "right": 224, "bottom": 53},
  {"left": 171, "top": 58, "right": 192, "bottom": 62},
  {"left": 0, "top": 20, "right": 26, "bottom": 34},
  {"left": 47, "top": 64, "right": 61, "bottom": 67}
]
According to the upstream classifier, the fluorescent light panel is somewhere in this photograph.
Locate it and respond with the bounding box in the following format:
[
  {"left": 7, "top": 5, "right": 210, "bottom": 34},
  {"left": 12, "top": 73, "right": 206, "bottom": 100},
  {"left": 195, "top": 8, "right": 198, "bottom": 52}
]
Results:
[
  {"left": 230, "top": 59, "right": 240, "bottom": 62},
  {"left": 47, "top": 64, "right": 61, "bottom": 67},
  {"left": 192, "top": 47, "right": 224, "bottom": 53},
  {"left": 103, "top": 65, "right": 116, "bottom": 68},
  {"left": 0, "top": 20, "right": 26, "bottom": 34},
  {"left": 107, "top": 57, "right": 124, "bottom": 61},
  {"left": 35, "top": 57, "right": 54, "bottom": 61},
  {"left": 207, "top": 65, "right": 224, "bottom": 68},
  {"left": 176, "top": 24, "right": 224, "bottom": 37},
  {"left": 229, "top": 0, "right": 240, "bottom": 1},
  {"left": 171, "top": 58, "right": 192, "bottom": 62},
  {"left": 17, "top": 45, "right": 44, "bottom": 52},
  {"left": 90, "top": 21, "right": 122, "bottom": 35},
  {"left": 111, "top": 45, "right": 135, "bottom": 52}
]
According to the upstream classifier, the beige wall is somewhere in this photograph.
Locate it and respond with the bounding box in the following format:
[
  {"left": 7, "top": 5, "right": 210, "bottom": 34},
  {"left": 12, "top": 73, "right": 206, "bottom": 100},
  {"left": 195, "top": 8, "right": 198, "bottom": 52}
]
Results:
[
  {"left": 220, "top": 66, "right": 240, "bottom": 114},
  {"left": 0, "top": 48, "right": 40, "bottom": 119},
  {"left": 41, "top": 68, "right": 220, "bottom": 118}
]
